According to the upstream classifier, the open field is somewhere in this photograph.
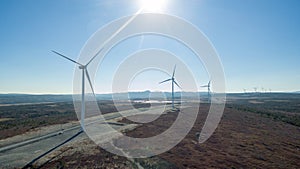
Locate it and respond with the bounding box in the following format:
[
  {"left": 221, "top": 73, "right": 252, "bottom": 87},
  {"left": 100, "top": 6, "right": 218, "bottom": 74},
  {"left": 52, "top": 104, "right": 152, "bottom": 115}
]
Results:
[
  {"left": 121, "top": 105, "right": 300, "bottom": 168},
  {"left": 0, "top": 93, "right": 300, "bottom": 168},
  {"left": 0, "top": 101, "right": 152, "bottom": 139},
  {"left": 0, "top": 102, "right": 76, "bottom": 139}
]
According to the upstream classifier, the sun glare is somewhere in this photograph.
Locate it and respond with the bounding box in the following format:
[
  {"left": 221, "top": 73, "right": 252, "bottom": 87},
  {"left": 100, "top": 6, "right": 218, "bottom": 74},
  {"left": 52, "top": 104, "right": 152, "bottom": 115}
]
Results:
[{"left": 139, "top": 0, "right": 167, "bottom": 13}]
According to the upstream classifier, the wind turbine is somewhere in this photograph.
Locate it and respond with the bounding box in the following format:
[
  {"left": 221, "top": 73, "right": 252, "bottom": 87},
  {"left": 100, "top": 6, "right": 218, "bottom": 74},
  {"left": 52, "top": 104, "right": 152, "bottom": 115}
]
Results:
[
  {"left": 159, "top": 65, "right": 181, "bottom": 109},
  {"left": 52, "top": 50, "right": 101, "bottom": 131},
  {"left": 201, "top": 80, "right": 211, "bottom": 102}
]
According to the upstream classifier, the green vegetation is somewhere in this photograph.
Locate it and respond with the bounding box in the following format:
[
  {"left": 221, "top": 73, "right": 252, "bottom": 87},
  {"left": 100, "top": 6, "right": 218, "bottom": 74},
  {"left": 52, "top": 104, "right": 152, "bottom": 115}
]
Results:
[
  {"left": 0, "top": 102, "right": 76, "bottom": 139},
  {"left": 227, "top": 94, "right": 300, "bottom": 127},
  {"left": 231, "top": 105, "right": 300, "bottom": 127},
  {"left": 1, "top": 93, "right": 299, "bottom": 140},
  {"left": 0, "top": 100, "right": 152, "bottom": 139}
]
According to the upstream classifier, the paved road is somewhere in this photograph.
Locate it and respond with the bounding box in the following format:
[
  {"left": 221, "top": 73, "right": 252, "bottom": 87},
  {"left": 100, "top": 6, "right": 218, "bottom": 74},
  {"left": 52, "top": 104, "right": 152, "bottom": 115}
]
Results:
[
  {"left": 0, "top": 125, "right": 84, "bottom": 168},
  {"left": 0, "top": 105, "right": 173, "bottom": 168}
]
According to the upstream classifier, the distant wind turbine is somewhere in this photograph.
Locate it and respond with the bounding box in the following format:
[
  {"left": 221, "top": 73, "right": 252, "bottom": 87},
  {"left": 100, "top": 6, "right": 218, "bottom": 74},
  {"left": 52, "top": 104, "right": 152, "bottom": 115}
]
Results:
[
  {"left": 52, "top": 49, "right": 102, "bottom": 131},
  {"left": 159, "top": 65, "right": 181, "bottom": 109},
  {"left": 201, "top": 80, "right": 211, "bottom": 102},
  {"left": 253, "top": 87, "right": 258, "bottom": 93}
]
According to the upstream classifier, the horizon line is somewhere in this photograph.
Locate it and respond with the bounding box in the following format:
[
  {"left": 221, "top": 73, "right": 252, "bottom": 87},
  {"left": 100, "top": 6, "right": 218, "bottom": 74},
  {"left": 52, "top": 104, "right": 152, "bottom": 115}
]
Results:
[{"left": 0, "top": 91, "right": 299, "bottom": 95}]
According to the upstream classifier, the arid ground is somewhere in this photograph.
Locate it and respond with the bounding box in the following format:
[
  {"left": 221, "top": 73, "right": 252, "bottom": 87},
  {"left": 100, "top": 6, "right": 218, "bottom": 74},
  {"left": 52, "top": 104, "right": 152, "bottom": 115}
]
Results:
[{"left": 1, "top": 94, "right": 300, "bottom": 168}]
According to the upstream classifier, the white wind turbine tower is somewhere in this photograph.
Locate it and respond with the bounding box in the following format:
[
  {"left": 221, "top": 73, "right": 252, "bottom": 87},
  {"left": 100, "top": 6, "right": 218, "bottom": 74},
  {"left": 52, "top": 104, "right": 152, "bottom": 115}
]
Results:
[
  {"left": 52, "top": 50, "right": 101, "bottom": 131},
  {"left": 159, "top": 65, "right": 181, "bottom": 109},
  {"left": 201, "top": 80, "right": 211, "bottom": 102}
]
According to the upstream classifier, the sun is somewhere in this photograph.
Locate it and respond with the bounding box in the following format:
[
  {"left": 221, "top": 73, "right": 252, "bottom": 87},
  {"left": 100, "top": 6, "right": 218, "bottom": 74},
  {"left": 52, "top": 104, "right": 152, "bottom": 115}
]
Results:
[{"left": 139, "top": 0, "right": 167, "bottom": 13}]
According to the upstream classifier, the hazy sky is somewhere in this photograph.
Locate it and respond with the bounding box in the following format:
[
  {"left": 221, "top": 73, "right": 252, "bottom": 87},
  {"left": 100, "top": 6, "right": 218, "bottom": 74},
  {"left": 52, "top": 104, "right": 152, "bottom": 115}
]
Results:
[{"left": 0, "top": 0, "right": 299, "bottom": 94}]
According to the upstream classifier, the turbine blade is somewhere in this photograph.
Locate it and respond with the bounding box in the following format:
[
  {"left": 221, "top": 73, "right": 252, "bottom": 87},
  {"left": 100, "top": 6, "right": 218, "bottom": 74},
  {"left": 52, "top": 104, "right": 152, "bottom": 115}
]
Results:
[
  {"left": 173, "top": 80, "right": 182, "bottom": 89},
  {"left": 172, "top": 65, "right": 176, "bottom": 78},
  {"left": 201, "top": 85, "right": 209, "bottom": 87},
  {"left": 159, "top": 79, "right": 172, "bottom": 84},
  {"left": 86, "top": 48, "right": 103, "bottom": 66},
  {"left": 85, "top": 70, "right": 95, "bottom": 96},
  {"left": 52, "top": 50, "right": 83, "bottom": 66}
]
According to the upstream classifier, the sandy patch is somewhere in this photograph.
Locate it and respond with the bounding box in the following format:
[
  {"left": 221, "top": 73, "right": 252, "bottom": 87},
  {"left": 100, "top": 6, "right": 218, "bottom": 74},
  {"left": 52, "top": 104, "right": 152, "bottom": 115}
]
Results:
[
  {"left": 0, "top": 118, "right": 14, "bottom": 122},
  {"left": 249, "top": 100, "right": 264, "bottom": 104}
]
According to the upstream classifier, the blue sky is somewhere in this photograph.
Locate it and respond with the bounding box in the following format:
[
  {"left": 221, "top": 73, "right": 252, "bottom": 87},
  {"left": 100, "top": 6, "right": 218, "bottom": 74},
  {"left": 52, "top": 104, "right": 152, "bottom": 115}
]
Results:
[{"left": 0, "top": 0, "right": 299, "bottom": 94}]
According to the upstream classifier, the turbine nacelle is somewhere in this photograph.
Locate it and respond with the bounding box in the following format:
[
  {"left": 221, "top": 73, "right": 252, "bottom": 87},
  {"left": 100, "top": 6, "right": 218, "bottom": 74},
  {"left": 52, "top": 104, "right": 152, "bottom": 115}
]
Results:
[{"left": 79, "top": 65, "right": 86, "bottom": 69}]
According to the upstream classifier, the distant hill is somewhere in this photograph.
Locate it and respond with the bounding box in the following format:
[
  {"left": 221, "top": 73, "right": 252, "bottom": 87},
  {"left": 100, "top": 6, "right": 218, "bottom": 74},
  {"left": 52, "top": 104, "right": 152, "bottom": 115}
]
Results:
[
  {"left": 1, "top": 91, "right": 299, "bottom": 105},
  {"left": 0, "top": 94, "right": 72, "bottom": 104},
  {"left": 0, "top": 91, "right": 206, "bottom": 104},
  {"left": 106, "top": 91, "right": 204, "bottom": 100}
]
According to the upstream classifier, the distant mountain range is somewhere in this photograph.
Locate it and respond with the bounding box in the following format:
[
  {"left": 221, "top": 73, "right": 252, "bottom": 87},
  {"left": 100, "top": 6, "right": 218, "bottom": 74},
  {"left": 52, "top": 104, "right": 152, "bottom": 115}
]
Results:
[
  {"left": 0, "top": 94, "right": 73, "bottom": 104},
  {"left": 0, "top": 91, "right": 206, "bottom": 104},
  {"left": 0, "top": 91, "right": 299, "bottom": 104},
  {"left": 101, "top": 91, "right": 204, "bottom": 100}
]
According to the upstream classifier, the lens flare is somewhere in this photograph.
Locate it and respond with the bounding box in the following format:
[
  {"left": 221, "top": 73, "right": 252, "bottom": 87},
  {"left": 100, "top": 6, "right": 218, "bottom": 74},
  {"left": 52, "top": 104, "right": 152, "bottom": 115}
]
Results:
[{"left": 139, "top": 0, "right": 167, "bottom": 13}]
